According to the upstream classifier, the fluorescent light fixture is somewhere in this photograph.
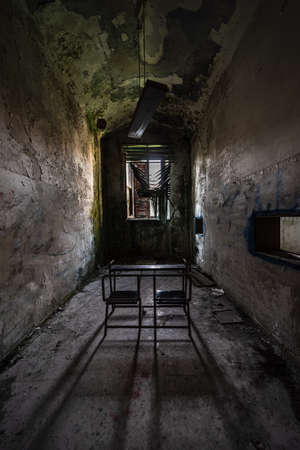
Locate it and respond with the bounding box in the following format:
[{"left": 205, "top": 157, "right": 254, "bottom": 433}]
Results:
[{"left": 128, "top": 80, "right": 168, "bottom": 139}]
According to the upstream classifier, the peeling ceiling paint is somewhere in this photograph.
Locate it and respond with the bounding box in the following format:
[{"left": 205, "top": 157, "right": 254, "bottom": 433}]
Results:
[{"left": 26, "top": 0, "right": 261, "bottom": 134}]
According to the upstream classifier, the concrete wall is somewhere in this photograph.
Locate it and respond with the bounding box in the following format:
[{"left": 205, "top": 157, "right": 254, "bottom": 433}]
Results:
[
  {"left": 281, "top": 217, "right": 300, "bottom": 254},
  {"left": 191, "top": 1, "right": 300, "bottom": 359},
  {"left": 0, "top": 3, "right": 97, "bottom": 358},
  {"left": 102, "top": 125, "right": 191, "bottom": 260}
]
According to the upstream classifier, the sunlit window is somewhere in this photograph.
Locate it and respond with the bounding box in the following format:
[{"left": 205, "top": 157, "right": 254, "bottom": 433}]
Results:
[{"left": 124, "top": 145, "right": 172, "bottom": 221}]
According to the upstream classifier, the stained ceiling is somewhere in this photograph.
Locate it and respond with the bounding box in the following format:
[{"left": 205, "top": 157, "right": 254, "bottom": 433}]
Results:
[{"left": 26, "top": 0, "right": 259, "bottom": 135}]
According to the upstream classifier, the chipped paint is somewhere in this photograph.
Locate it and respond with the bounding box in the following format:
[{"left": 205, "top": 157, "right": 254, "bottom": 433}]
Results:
[
  {"left": 112, "top": 12, "right": 126, "bottom": 27},
  {"left": 33, "top": 0, "right": 238, "bottom": 133}
]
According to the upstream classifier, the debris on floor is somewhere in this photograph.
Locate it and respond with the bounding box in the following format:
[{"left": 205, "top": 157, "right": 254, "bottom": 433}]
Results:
[
  {"left": 213, "top": 309, "right": 243, "bottom": 324},
  {"left": 211, "top": 288, "right": 225, "bottom": 296},
  {"left": 211, "top": 296, "right": 233, "bottom": 310}
]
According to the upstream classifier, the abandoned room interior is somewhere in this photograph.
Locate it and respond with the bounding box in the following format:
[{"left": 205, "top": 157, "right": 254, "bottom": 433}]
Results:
[{"left": 1, "top": 0, "right": 300, "bottom": 449}]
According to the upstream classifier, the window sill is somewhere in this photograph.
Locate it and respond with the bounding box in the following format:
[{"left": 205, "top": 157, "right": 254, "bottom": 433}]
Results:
[
  {"left": 126, "top": 218, "right": 171, "bottom": 223},
  {"left": 256, "top": 250, "right": 300, "bottom": 266}
]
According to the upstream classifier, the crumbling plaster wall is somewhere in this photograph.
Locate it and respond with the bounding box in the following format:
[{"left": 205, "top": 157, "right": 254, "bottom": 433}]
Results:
[
  {"left": 102, "top": 125, "right": 191, "bottom": 259},
  {"left": 0, "top": 3, "right": 97, "bottom": 358},
  {"left": 192, "top": 0, "right": 300, "bottom": 358}
]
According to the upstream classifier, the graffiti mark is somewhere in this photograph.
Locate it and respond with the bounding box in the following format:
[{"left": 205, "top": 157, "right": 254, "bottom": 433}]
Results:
[{"left": 223, "top": 190, "right": 240, "bottom": 207}]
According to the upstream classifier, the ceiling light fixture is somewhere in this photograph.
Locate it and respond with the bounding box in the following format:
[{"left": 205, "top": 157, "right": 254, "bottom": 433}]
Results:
[
  {"left": 128, "top": 80, "right": 168, "bottom": 139},
  {"left": 128, "top": 0, "right": 168, "bottom": 139}
]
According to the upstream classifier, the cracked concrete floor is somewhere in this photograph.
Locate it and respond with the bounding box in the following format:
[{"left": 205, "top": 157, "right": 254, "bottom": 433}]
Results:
[{"left": 1, "top": 275, "right": 300, "bottom": 450}]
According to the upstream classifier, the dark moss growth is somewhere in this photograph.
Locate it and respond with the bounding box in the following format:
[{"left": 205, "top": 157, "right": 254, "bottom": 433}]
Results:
[
  {"left": 91, "top": 155, "right": 103, "bottom": 264},
  {"left": 110, "top": 86, "right": 125, "bottom": 102},
  {"left": 110, "top": 85, "right": 139, "bottom": 102},
  {"left": 86, "top": 109, "right": 104, "bottom": 135},
  {"left": 55, "top": 33, "right": 84, "bottom": 60},
  {"left": 90, "top": 70, "right": 107, "bottom": 99},
  {"left": 86, "top": 111, "right": 97, "bottom": 135},
  {"left": 153, "top": 111, "right": 185, "bottom": 129}
]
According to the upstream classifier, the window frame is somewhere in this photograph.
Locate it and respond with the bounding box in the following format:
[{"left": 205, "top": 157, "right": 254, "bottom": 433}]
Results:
[
  {"left": 194, "top": 216, "right": 204, "bottom": 235},
  {"left": 125, "top": 158, "right": 170, "bottom": 221},
  {"left": 252, "top": 210, "right": 300, "bottom": 267},
  {"left": 123, "top": 144, "right": 173, "bottom": 223}
]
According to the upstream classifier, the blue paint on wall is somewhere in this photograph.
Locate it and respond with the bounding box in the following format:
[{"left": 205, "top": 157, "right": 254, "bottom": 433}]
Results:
[
  {"left": 294, "top": 197, "right": 300, "bottom": 209},
  {"left": 255, "top": 186, "right": 263, "bottom": 210}
]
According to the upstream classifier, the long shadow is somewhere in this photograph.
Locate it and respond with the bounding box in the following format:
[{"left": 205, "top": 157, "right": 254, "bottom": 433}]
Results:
[
  {"left": 149, "top": 345, "right": 162, "bottom": 450},
  {"left": 18, "top": 314, "right": 112, "bottom": 450},
  {"left": 190, "top": 319, "right": 271, "bottom": 450},
  {"left": 110, "top": 335, "right": 141, "bottom": 450}
]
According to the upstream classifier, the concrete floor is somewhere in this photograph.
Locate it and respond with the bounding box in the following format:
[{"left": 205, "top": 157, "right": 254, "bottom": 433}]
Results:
[{"left": 1, "top": 274, "right": 300, "bottom": 450}]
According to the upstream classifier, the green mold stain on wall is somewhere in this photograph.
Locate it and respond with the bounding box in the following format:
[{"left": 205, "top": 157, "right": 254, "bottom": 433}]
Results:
[{"left": 86, "top": 111, "right": 104, "bottom": 264}]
